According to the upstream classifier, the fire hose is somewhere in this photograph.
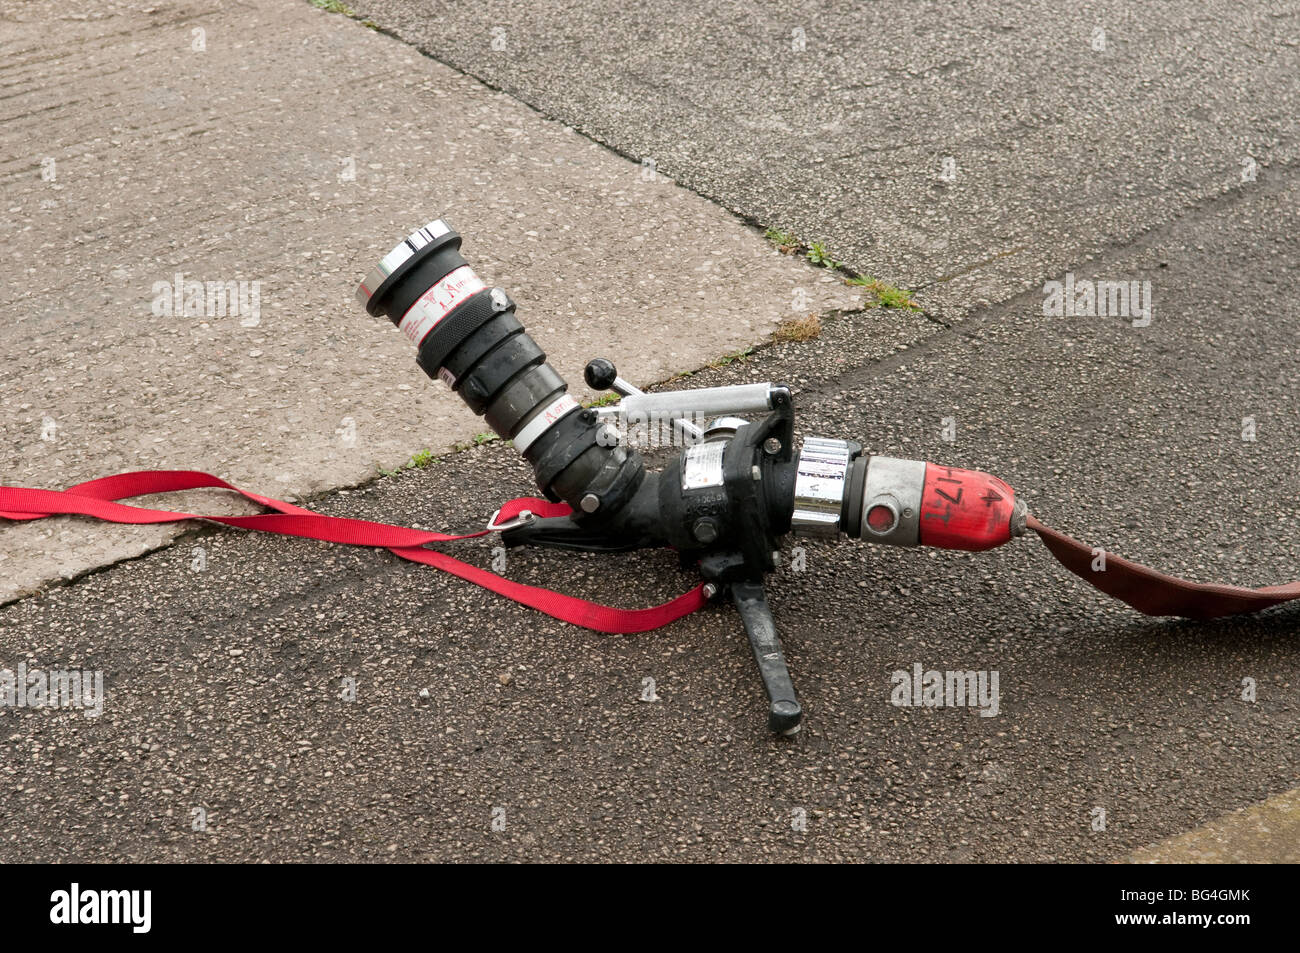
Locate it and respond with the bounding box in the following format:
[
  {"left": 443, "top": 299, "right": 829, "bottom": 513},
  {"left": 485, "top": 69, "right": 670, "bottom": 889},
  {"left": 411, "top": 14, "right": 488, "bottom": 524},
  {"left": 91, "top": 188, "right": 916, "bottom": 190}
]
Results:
[{"left": 4, "top": 219, "right": 1299, "bottom": 735}]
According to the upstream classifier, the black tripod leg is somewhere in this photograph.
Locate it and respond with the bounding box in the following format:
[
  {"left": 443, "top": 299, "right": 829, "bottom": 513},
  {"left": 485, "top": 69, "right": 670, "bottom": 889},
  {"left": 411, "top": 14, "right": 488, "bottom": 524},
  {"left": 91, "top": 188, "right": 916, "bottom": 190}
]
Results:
[{"left": 731, "top": 580, "right": 802, "bottom": 735}]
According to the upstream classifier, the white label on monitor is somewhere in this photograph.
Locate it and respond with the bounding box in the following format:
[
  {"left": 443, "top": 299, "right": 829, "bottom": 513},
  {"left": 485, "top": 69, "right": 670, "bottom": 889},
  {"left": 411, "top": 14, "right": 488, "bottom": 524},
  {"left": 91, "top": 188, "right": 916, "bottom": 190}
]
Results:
[{"left": 681, "top": 441, "right": 726, "bottom": 490}]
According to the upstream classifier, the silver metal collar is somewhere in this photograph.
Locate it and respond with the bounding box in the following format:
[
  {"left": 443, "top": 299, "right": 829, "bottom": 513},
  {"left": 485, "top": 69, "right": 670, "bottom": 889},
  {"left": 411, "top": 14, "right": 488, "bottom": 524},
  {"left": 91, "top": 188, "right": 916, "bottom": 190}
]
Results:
[
  {"left": 791, "top": 437, "right": 854, "bottom": 538},
  {"left": 355, "top": 218, "right": 452, "bottom": 310}
]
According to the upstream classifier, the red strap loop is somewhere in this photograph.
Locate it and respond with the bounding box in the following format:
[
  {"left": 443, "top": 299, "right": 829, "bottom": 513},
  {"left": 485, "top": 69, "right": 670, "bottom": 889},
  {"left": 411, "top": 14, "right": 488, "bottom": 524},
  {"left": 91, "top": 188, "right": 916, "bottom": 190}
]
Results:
[{"left": 0, "top": 470, "right": 707, "bottom": 634}]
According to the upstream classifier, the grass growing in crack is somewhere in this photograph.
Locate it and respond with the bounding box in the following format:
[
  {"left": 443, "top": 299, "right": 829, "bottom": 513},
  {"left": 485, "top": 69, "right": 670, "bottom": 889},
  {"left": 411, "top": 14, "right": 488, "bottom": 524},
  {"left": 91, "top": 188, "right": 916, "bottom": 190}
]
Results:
[
  {"left": 761, "top": 226, "right": 844, "bottom": 272},
  {"left": 660, "top": 346, "right": 755, "bottom": 384},
  {"left": 309, "top": 0, "right": 380, "bottom": 27},
  {"left": 845, "top": 274, "right": 920, "bottom": 310},
  {"left": 772, "top": 313, "right": 822, "bottom": 342},
  {"left": 762, "top": 226, "right": 920, "bottom": 311},
  {"left": 452, "top": 432, "right": 500, "bottom": 452},
  {"left": 377, "top": 449, "right": 438, "bottom": 477},
  {"left": 375, "top": 434, "right": 503, "bottom": 477},
  {"left": 711, "top": 346, "right": 753, "bottom": 368},
  {"left": 804, "top": 241, "right": 841, "bottom": 270},
  {"left": 764, "top": 227, "right": 799, "bottom": 252},
  {"left": 763, "top": 223, "right": 849, "bottom": 275}
]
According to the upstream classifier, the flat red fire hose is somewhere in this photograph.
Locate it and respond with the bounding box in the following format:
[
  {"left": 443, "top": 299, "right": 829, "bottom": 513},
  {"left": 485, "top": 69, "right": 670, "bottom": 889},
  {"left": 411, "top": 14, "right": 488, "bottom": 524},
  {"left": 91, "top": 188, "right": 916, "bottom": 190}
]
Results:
[
  {"left": 1025, "top": 515, "right": 1300, "bottom": 620},
  {"left": 1, "top": 468, "right": 1297, "bottom": 629}
]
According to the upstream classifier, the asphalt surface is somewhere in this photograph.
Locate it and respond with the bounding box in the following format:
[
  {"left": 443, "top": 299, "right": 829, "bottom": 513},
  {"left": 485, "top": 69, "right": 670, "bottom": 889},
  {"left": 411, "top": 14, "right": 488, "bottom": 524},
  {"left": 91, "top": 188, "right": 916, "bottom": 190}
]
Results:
[
  {"left": 350, "top": 0, "right": 1300, "bottom": 323},
  {"left": 2, "top": 163, "right": 1298, "bottom": 860}
]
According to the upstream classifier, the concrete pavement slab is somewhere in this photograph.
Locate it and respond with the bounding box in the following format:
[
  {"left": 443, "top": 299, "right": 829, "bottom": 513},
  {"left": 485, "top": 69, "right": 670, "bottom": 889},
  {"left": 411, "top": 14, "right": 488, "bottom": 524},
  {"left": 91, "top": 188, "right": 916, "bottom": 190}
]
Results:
[
  {"left": 1127, "top": 787, "right": 1300, "bottom": 863},
  {"left": 0, "top": 0, "right": 858, "bottom": 604}
]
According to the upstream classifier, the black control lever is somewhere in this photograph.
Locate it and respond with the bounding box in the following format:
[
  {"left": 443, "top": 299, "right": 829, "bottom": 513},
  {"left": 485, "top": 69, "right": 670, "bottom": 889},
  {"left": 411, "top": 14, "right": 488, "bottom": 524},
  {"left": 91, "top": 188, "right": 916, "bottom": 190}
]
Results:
[{"left": 731, "top": 580, "right": 802, "bottom": 735}]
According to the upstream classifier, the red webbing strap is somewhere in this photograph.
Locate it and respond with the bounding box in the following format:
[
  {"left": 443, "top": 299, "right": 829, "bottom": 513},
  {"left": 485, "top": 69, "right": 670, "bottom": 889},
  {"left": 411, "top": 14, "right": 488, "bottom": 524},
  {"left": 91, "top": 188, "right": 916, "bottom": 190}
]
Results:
[
  {"left": 1027, "top": 515, "right": 1300, "bottom": 620},
  {"left": 0, "top": 471, "right": 707, "bottom": 634}
]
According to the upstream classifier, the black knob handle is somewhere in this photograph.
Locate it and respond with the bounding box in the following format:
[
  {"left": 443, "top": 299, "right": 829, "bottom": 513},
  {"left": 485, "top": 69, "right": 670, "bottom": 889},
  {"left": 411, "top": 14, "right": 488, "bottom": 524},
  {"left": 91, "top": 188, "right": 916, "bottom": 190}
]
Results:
[{"left": 584, "top": 357, "right": 618, "bottom": 390}]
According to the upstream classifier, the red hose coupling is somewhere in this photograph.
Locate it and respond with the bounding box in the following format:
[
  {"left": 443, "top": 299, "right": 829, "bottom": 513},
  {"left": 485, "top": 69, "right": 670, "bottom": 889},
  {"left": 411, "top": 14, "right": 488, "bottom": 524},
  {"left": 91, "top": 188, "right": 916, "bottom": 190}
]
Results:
[{"left": 855, "top": 456, "right": 1027, "bottom": 551}]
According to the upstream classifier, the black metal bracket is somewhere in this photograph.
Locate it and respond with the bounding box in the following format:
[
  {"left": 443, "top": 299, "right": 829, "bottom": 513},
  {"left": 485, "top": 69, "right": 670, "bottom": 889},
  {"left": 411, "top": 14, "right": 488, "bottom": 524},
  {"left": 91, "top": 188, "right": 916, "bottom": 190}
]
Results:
[
  {"left": 498, "top": 367, "right": 805, "bottom": 734},
  {"left": 731, "top": 580, "right": 802, "bottom": 734},
  {"left": 500, "top": 514, "right": 656, "bottom": 552}
]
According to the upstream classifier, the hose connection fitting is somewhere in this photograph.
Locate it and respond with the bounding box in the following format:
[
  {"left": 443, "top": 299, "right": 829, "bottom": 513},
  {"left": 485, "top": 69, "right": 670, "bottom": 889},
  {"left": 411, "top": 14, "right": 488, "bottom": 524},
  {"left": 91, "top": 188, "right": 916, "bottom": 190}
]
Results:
[
  {"left": 792, "top": 448, "right": 1024, "bottom": 553},
  {"left": 790, "top": 437, "right": 858, "bottom": 538},
  {"left": 848, "top": 456, "right": 1021, "bottom": 552}
]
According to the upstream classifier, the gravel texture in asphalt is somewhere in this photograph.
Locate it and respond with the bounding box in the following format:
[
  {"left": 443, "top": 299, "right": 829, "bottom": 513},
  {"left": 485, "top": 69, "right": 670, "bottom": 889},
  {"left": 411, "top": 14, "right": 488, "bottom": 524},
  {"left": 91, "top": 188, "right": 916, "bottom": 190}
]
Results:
[{"left": 350, "top": 0, "right": 1300, "bottom": 322}]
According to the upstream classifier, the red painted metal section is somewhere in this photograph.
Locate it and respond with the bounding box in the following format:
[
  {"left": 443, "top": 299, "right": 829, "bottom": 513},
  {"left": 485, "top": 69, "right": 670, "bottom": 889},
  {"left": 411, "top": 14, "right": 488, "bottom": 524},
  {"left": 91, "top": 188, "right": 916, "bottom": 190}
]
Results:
[{"left": 918, "top": 464, "right": 1017, "bottom": 551}]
